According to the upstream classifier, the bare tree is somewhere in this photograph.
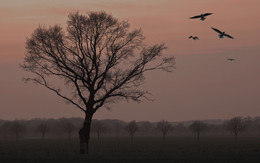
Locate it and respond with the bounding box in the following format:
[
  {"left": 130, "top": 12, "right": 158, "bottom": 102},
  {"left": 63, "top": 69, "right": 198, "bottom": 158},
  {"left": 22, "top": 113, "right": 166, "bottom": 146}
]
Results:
[
  {"left": 156, "top": 120, "right": 172, "bottom": 142},
  {"left": 125, "top": 121, "right": 138, "bottom": 142},
  {"left": 37, "top": 123, "right": 49, "bottom": 141},
  {"left": 225, "top": 116, "right": 247, "bottom": 142},
  {"left": 63, "top": 122, "right": 75, "bottom": 141},
  {"left": 189, "top": 121, "right": 206, "bottom": 141},
  {"left": 21, "top": 11, "right": 174, "bottom": 154},
  {"left": 11, "top": 121, "right": 26, "bottom": 141},
  {"left": 91, "top": 120, "right": 106, "bottom": 141}
]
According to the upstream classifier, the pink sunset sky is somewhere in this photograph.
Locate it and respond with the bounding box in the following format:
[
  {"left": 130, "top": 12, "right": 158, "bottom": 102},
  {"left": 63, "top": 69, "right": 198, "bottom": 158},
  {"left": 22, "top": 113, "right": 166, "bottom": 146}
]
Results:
[{"left": 0, "top": 0, "right": 260, "bottom": 121}]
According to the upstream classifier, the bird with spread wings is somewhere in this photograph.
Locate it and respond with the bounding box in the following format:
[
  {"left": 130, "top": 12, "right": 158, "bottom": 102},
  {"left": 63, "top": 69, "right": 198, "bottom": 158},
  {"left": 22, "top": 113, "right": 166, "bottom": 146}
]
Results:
[
  {"left": 190, "top": 13, "right": 213, "bottom": 21},
  {"left": 211, "top": 27, "right": 234, "bottom": 39},
  {"left": 189, "top": 36, "right": 199, "bottom": 40}
]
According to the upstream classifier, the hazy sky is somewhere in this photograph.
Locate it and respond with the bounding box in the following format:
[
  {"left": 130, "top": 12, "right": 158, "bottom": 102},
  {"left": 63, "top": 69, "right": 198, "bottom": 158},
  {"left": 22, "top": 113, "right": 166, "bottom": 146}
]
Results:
[{"left": 0, "top": 0, "right": 260, "bottom": 121}]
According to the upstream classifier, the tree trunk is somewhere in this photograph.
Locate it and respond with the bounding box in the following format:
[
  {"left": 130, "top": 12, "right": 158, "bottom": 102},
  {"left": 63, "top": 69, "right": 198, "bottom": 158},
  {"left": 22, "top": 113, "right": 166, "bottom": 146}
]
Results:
[
  {"left": 79, "top": 112, "right": 93, "bottom": 154},
  {"left": 163, "top": 133, "right": 165, "bottom": 142}
]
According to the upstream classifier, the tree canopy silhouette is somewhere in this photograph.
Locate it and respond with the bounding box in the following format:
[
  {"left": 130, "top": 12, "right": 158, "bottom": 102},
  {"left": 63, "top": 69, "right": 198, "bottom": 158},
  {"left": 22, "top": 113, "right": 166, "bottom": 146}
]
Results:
[
  {"left": 157, "top": 120, "right": 172, "bottom": 142},
  {"left": 125, "top": 121, "right": 138, "bottom": 142},
  {"left": 225, "top": 116, "right": 247, "bottom": 142},
  {"left": 37, "top": 123, "right": 49, "bottom": 141},
  {"left": 189, "top": 120, "right": 206, "bottom": 141},
  {"left": 21, "top": 11, "right": 175, "bottom": 154}
]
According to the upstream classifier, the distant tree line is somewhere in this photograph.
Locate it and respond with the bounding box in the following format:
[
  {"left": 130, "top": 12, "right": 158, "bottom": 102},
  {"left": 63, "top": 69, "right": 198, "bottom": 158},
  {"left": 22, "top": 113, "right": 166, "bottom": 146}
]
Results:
[{"left": 0, "top": 116, "right": 259, "bottom": 142}]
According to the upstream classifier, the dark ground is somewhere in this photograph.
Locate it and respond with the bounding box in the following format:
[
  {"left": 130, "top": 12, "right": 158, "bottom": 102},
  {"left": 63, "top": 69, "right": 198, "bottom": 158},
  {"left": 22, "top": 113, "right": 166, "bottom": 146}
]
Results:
[{"left": 1, "top": 137, "right": 260, "bottom": 163}]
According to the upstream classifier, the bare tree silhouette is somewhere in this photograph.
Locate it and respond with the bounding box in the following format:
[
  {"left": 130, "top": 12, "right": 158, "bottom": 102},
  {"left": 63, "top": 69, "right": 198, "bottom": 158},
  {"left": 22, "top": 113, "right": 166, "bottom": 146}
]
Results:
[
  {"left": 37, "top": 123, "right": 49, "bottom": 141},
  {"left": 125, "top": 121, "right": 138, "bottom": 142},
  {"left": 21, "top": 11, "right": 174, "bottom": 154},
  {"left": 11, "top": 121, "right": 26, "bottom": 141},
  {"left": 225, "top": 117, "right": 247, "bottom": 142},
  {"left": 157, "top": 120, "right": 172, "bottom": 142},
  {"left": 189, "top": 121, "right": 206, "bottom": 141}
]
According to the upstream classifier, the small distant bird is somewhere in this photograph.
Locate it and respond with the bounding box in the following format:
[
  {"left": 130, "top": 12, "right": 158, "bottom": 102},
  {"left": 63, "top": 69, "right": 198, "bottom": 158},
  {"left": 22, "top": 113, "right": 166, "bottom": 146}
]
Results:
[
  {"left": 227, "top": 58, "right": 235, "bottom": 61},
  {"left": 211, "top": 27, "right": 234, "bottom": 39},
  {"left": 190, "top": 13, "right": 213, "bottom": 21},
  {"left": 189, "top": 36, "right": 199, "bottom": 40}
]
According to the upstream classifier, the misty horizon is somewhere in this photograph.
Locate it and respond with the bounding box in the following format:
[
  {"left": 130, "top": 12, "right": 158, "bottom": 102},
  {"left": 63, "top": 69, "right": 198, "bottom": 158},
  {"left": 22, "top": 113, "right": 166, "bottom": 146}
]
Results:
[{"left": 1, "top": 115, "right": 259, "bottom": 124}]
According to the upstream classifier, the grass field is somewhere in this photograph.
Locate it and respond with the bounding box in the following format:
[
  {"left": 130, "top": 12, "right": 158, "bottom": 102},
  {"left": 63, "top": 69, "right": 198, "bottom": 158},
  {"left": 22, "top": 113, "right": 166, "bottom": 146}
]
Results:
[{"left": 1, "top": 137, "right": 260, "bottom": 163}]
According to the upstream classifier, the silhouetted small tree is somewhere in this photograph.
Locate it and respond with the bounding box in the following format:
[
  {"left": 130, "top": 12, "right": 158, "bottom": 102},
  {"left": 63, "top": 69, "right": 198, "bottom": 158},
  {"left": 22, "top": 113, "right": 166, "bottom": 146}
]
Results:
[
  {"left": 11, "top": 121, "right": 26, "bottom": 141},
  {"left": 37, "top": 123, "right": 49, "bottom": 141},
  {"left": 225, "top": 116, "right": 247, "bottom": 142},
  {"left": 125, "top": 121, "right": 138, "bottom": 142},
  {"left": 91, "top": 120, "right": 106, "bottom": 141},
  {"left": 157, "top": 120, "right": 172, "bottom": 142},
  {"left": 189, "top": 120, "right": 206, "bottom": 141}
]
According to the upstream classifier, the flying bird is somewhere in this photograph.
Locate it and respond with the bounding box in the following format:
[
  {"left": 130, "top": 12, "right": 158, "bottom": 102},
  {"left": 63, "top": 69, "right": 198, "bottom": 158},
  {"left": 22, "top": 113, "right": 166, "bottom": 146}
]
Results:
[
  {"left": 189, "top": 36, "right": 199, "bottom": 40},
  {"left": 211, "top": 27, "right": 234, "bottom": 39},
  {"left": 227, "top": 58, "right": 235, "bottom": 61},
  {"left": 190, "top": 13, "right": 213, "bottom": 21}
]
